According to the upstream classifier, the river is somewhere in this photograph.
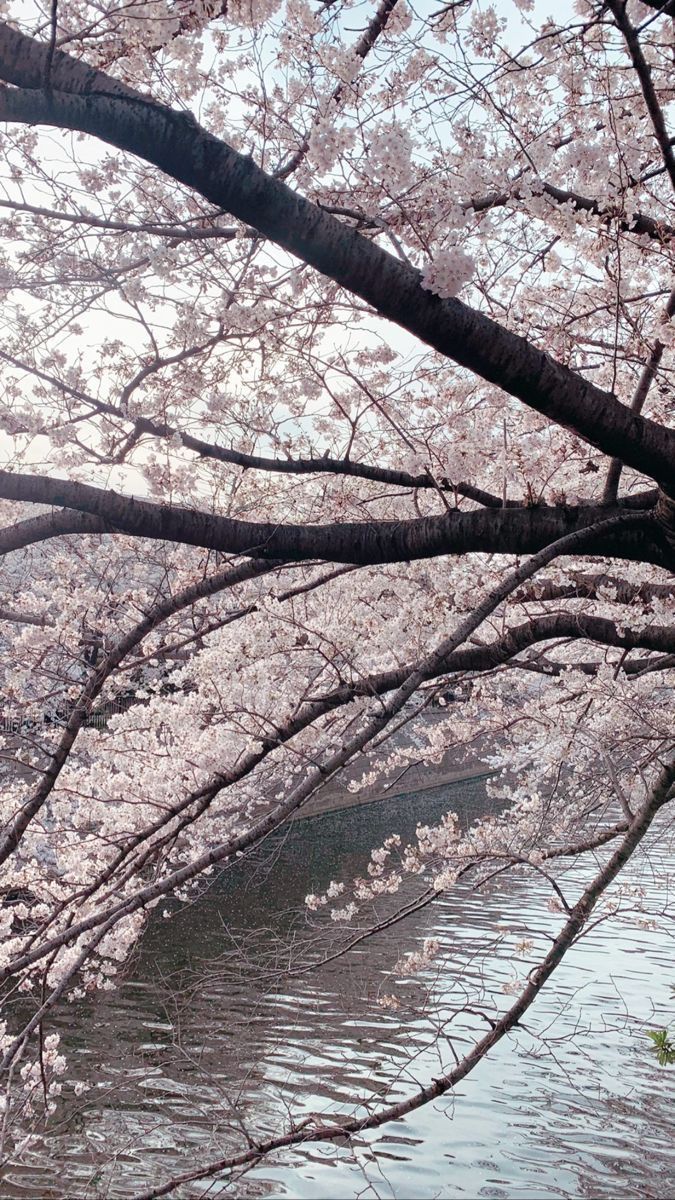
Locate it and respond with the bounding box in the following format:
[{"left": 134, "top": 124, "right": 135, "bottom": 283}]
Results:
[{"left": 3, "top": 775, "right": 675, "bottom": 1199}]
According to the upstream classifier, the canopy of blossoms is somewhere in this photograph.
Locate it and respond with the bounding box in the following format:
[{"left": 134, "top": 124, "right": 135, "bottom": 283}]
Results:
[{"left": 0, "top": 0, "right": 671, "bottom": 1193}]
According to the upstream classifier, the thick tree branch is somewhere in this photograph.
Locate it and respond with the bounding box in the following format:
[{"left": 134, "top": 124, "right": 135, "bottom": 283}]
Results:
[
  {"left": 0, "top": 507, "right": 105, "bottom": 554},
  {"left": 0, "top": 471, "right": 664, "bottom": 565},
  {"left": 319, "top": 613, "right": 675, "bottom": 705},
  {"left": 603, "top": 288, "right": 675, "bottom": 502},
  {"left": 638, "top": 0, "right": 675, "bottom": 16},
  {"left": 0, "top": 604, "right": 52, "bottom": 627},
  {"left": 0, "top": 36, "right": 673, "bottom": 482},
  {"left": 0, "top": 20, "right": 139, "bottom": 98}
]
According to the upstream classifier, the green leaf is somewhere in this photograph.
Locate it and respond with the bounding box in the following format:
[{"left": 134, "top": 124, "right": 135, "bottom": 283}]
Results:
[{"left": 647, "top": 1029, "right": 675, "bottom": 1065}]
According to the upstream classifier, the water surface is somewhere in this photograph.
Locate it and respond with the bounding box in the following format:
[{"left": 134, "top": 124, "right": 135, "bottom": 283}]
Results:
[{"left": 4, "top": 777, "right": 675, "bottom": 1199}]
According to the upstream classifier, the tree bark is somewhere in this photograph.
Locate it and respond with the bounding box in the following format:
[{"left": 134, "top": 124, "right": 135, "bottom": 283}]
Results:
[{"left": 0, "top": 470, "right": 666, "bottom": 566}]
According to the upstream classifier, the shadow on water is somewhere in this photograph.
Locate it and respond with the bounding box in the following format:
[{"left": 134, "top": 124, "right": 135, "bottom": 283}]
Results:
[
  {"left": 149, "top": 773, "right": 496, "bottom": 957},
  {"left": 4, "top": 775, "right": 675, "bottom": 1200}
]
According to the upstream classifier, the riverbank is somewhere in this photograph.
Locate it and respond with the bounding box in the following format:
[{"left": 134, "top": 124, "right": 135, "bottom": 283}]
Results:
[
  {"left": 297, "top": 709, "right": 498, "bottom": 820},
  {"left": 297, "top": 765, "right": 497, "bottom": 820}
]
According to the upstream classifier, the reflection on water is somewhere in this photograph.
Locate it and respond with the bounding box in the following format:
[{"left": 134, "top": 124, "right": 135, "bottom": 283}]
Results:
[{"left": 4, "top": 777, "right": 675, "bottom": 1199}]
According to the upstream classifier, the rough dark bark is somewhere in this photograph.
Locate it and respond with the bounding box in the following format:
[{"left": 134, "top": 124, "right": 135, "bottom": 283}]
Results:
[
  {"left": 0, "top": 20, "right": 140, "bottom": 98},
  {"left": 603, "top": 289, "right": 675, "bottom": 502},
  {"left": 471, "top": 181, "right": 675, "bottom": 244},
  {"left": 320, "top": 613, "right": 675, "bottom": 706},
  {"left": 0, "top": 471, "right": 666, "bottom": 566},
  {"left": 0, "top": 507, "right": 106, "bottom": 554},
  {"left": 516, "top": 571, "right": 674, "bottom": 605},
  {"left": 637, "top": 0, "right": 675, "bottom": 15}
]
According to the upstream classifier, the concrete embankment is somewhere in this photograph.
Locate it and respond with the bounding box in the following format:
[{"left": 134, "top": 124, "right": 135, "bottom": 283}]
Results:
[
  {"left": 296, "top": 710, "right": 498, "bottom": 821},
  {"left": 296, "top": 764, "right": 496, "bottom": 821}
]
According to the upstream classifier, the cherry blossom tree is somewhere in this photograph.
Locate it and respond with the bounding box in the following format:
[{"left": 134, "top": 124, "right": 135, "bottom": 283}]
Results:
[{"left": 0, "top": 0, "right": 672, "bottom": 1192}]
